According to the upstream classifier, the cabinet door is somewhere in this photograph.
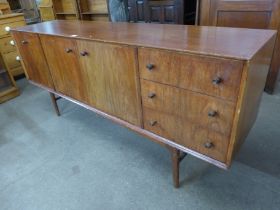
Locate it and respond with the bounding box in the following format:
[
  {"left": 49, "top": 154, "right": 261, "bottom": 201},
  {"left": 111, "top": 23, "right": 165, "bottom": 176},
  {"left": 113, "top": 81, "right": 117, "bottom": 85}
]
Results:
[
  {"left": 77, "top": 41, "right": 142, "bottom": 126},
  {"left": 40, "top": 35, "right": 88, "bottom": 102},
  {"left": 199, "top": 0, "right": 280, "bottom": 93},
  {"left": 201, "top": 0, "right": 279, "bottom": 29},
  {"left": 146, "top": 0, "right": 183, "bottom": 24},
  {"left": 12, "top": 31, "right": 54, "bottom": 89}
]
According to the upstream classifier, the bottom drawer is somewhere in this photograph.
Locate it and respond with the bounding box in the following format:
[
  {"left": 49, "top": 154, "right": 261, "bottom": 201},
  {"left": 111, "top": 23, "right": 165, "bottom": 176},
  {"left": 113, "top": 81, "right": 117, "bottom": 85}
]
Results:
[
  {"left": 143, "top": 108, "right": 229, "bottom": 162},
  {"left": 9, "top": 66, "right": 24, "bottom": 77},
  {"left": 2, "top": 51, "right": 21, "bottom": 70}
]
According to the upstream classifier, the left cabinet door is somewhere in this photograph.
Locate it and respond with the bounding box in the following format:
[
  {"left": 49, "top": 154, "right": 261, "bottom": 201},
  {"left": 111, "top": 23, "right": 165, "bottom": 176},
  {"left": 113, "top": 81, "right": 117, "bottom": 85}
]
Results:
[
  {"left": 12, "top": 31, "right": 54, "bottom": 90},
  {"left": 39, "top": 35, "right": 88, "bottom": 103}
]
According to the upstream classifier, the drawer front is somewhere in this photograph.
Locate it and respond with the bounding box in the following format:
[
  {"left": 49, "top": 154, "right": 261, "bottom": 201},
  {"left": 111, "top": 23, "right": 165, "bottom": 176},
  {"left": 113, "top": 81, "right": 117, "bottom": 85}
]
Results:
[
  {"left": 139, "top": 48, "right": 244, "bottom": 101},
  {"left": 0, "top": 21, "right": 26, "bottom": 37},
  {"left": 141, "top": 79, "right": 235, "bottom": 136},
  {"left": 2, "top": 51, "right": 21, "bottom": 69},
  {"left": 143, "top": 108, "right": 229, "bottom": 162},
  {"left": 9, "top": 66, "right": 24, "bottom": 77},
  {"left": 0, "top": 36, "right": 16, "bottom": 53},
  {"left": 0, "top": 15, "right": 24, "bottom": 25}
]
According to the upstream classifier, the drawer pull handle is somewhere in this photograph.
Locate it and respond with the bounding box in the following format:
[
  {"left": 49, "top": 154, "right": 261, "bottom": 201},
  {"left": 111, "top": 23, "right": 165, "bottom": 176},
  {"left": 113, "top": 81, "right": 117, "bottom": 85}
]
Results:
[
  {"left": 146, "top": 64, "right": 154, "bottom": 70},
  {"left": 204, "top": 142, "right": 214, "bottom": 149},
  {"left": 80, "top": 51, "right": 88, "bottom": 56},
  {"left": 149, "top": 120, "right": 157, "bottom": 126},
  {"left": 10, "top": 40, "right": 15, "bottom": 46},
  {"left": 212, "top": 77, "right": 222, "bottom": 85},
  {"left": 208, "top": 110, "right": 217, "bottom": 117},
  {"left": 5, "top": 26, "right": 11, "bottom": 32},
  {"left": 148, "top": 92, "right": 156, "bottom": 98},
  {"left": 21, "top": 40, "right": 28, "bottom": 45},
  {"left": 16, "top": 56, "right": 21, "bottom": 61},
  {"left": 65, "top": 48, "right": 72, "bottom": 53}
]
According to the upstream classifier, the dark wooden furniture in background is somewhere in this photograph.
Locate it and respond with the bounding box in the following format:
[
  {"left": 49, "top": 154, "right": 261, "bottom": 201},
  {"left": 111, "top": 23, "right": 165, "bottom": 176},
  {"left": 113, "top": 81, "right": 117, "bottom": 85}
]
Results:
[
  {"left": 127, "top": 0, "right": 197, "bottom": 24},
  {"left": 37, "top": 0, "right": 196, "bottom": 24},
  {"left": 0, "top": 52, "right": 19, "bottom": 103},
  {"left": 198, "top": 0, "right": 280, "bottom": 93},
  {"left": 12, "top": 20, "right": 276, "bottom": 187}
]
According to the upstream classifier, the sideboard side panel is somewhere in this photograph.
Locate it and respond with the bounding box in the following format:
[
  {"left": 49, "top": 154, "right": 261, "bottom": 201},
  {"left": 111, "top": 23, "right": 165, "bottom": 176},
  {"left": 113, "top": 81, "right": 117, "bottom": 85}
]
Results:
[{"left": 227, "top": 34, "right": 277, "bottom": 165}]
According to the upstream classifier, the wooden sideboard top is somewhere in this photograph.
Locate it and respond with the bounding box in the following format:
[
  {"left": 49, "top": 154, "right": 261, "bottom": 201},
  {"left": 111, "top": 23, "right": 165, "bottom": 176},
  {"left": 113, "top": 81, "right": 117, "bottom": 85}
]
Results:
[{"left": 12, "top": 20, "right": 276, "bottom": 60}]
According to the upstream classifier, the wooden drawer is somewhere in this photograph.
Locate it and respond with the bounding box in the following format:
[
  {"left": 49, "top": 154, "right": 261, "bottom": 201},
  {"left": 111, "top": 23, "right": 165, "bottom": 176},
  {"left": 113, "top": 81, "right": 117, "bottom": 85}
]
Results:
[
  {"left": 139, "top": 48, "right": 244, "bottom": 101},
  {"left": 0, "top": 36, "right": 16, "bottom": 53},
  {"left": 9, "top": 66, "right": 24, "bottom": 77},
  {"left": 143, "top": 108, "right": 229, "bottom": 162},
  {"left": 0, "top": 21, "right": 25, "bottom": 37},
  {"left": 141, "top": 79, "right": 236, "bottom": 136},
  {"left": 2, "top": 51, "right": 21, "bottom": 69},
  {"left": 0, "top": 15, "right": 24, "bottom": 25}
]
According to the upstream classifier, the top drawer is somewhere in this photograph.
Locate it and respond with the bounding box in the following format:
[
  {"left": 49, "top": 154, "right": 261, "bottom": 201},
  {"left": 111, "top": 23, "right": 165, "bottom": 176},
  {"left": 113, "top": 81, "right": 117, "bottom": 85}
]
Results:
[
  {"left": 138, "top": 48, "right": 244, "bottom": 101},
  {"left": 0, "top": 20, "right": 25, "bottom": 37}
]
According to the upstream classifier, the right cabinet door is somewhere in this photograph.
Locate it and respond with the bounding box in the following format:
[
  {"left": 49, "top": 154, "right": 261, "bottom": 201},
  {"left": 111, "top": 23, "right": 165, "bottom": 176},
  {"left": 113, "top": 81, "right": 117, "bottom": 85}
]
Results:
[
  {"left": 78, "top": 41, "right": 141, "bottom": 125},
  {"left": 77, "top": 41, "right": 142, "bottom": 126}
]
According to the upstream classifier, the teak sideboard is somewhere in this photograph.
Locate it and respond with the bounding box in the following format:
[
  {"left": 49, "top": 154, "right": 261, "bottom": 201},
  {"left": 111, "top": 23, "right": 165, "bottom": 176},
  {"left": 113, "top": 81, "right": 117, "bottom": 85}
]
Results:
[{"left": 11, "top": 21, "right": 276, "bottom": 187}]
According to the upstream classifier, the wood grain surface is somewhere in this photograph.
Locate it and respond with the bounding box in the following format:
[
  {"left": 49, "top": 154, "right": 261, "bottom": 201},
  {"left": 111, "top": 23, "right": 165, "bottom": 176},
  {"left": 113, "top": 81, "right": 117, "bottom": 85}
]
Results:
[
  {"left": 141, "top": 79, "right": 236, "bottom": 136},
  {"left": 12, "top": 32, "right": 54, "bottom": 89},
  {"left": 77, "top": 40, "right": 142, "bottom": 126},
  {"left": 11, "top": 20, "right": 276, "bottom": 60},
  {"left": 139, "top": 48, "right": 244, "bottom": 101},
  {"left": 40, "top": 35, "right": 88, "bottom": 102}
]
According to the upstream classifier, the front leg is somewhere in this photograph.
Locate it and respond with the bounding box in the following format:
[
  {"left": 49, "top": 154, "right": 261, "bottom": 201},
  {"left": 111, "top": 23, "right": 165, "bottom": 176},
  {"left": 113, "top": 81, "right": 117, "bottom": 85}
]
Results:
[
  {"left": 170, "top": 147, "right": 187, "bottom": 188},
  {"left": 49, "top": 92, "right": 61, "bottom": 116}
]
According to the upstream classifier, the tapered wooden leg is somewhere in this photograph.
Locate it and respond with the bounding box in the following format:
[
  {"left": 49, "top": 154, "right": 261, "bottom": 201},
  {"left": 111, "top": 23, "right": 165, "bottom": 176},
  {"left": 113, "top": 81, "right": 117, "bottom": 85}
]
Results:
[
  {"left": 49, "top": 92, "right": 60, "bottom": 116},
  {"left": 171, "top": 148, "right": 180, "bottom": 188},
  {"left": 170, "top": 147, "right": 187, "bottom": 188}
]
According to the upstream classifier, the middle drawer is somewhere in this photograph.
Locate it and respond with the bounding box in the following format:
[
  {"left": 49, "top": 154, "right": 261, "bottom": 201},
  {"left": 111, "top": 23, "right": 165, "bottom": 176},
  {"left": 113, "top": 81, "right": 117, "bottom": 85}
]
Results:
[
  {"left": 0, "top": 36, "right": 16, "bottom": 53},
  {"left": 2, "top": 50, "right": 21, "bottom": 69},
  {"left": 141, "top": 79, "right": 236, "bottom": 137}
]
